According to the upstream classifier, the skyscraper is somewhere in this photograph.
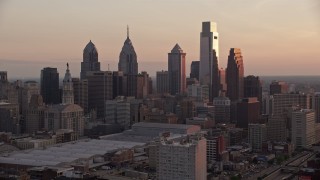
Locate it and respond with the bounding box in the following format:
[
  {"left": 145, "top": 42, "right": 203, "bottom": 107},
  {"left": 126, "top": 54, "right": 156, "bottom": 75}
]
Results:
[
  {"left": 190, "top": 61, "right": 200, "bottom": 81},
  {"left": 62, "top": 63, "right": 74, "bottom": 104},
  {"left": 168, "top": 44, "right": 186, "bottom": 95},
  {"left": 40, "top": 67, "right": 60, "bottom": 104},
  {"left": 156, "top": 71, "right": 169, "bottom": 94},
  {"left": 226, "top": 48, "right": 244, "bottom": 101},
  {"left": 270, "top": 81, "right": 289, "bottom": 95},
  {"left": 244, "top": 75, "right": 262, "bottom": 102},
  {"left": 81, "top": 40, "right": 100, "bottom": 79},
  {"left": 118, "top": 26, "right": 138, "bottom": 97},
  {"left": 199, "top": 21, "right": 220, "bottom": 100}
]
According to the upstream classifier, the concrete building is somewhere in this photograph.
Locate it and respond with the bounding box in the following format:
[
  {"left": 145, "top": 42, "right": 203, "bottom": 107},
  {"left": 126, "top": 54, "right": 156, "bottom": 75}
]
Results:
[
  {"left": 86, "top": 71, "right": 113, "bottom": 118},
  {"left": 226, "top": 48, "right": 244, "bottom": 101},
  {"left": 206, "top": 134, "right": 225, "bottom": 162},
  {"left": 291, "top": 109, "right": 316, "bottom": 149},
  {"left": 25, "top": 95, "right": 46, "bottom": 134},
  {"left": 267, "top": 116, "right": 288, "bottom": 142},
  {"left": 136, "top": 71, "right": 150, "bottom": 99},
  {"left": 311, "top": 93, "right": 320, "bottom": 123},
  {"left": 213, "top": 96, "right": 231, "bottom": 124},
  {"left": 270, "top": 81, "right": 288, "bottom": 95},
  {"left": 105, "top": 97, "right": 131, "bottom": 129},
  {"left": 40, "top": 67, "right": 60, "bottom": 105},
  {"left": 248, "top": 124, "right": 267, "bottom": 152},
  {"left": 272, "top": 93, "right": 310, "bottom": 116},
  {"left": 118, "top": 27, "right": 138, "bottom": 97},
  {"left": 21, "top": 81, "right": 40, "bottom": 115},
  {"left": 0, "top": 101, "right": 20, "bottom": 134},
  {"left": 190, "top": 61, "right": 200, "bottom": 81},
  {"left": 156, "top": 70, "right": 169, "bottom": 94},
  {"left": 187, "top": 84, "right": 209, "bottom": 102},
  {"left": 168, "top": 44, "right": 186, "bottom": 95},
  {"left": 80, "top": 40, "right": 100, "bottom": 79},
  {"left": 199, "top": 21, "right": 220, "bottom": 101},
  {"left": 155, "top": 134, "right": 207, "bottom": 180}
]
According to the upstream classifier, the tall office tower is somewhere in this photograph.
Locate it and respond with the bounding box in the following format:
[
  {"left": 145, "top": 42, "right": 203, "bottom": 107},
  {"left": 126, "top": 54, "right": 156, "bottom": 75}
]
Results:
[
  {"left": 213, "top": 95, "right": 231, "bottom": 124},
  {"left": 244, "top": 75, "right": 262, "bottom": 102},
  {"left": 136, "top": 71, "right": 150, "bottom": 99},
  {"left": 118, "top": 27, "right": 138, "bottom": 97},
  {"left": 62, "top": 63, "right": 74, "bottom": 104},
  {"left": 80, "top": 40, "right": 100, "bottom": 79},
  {"left": 248, "top": 124, "right": 267, "bottom": 152},
  {"left": 148, "top": 77, "right": 153, "bottom": 95},
  {"left": 219, "top": 68, "right": 227, "bottom": 94},
  {"left": 291, "top": 109, "right": 315, "bottom": 149},
  {"left": 112, "top": 71, "right": 125, "bottom": 99},
  {"left": 86, "top": 71, "right": 113, "bottom": 118},
  {"left": 156, "top": 135, "right": 207, "bottom": 180},
  {"left": 226, "top": 48, "right": 244, "bottom": 101},
  {"left": 21, "top": 81, "right": 40, "bottom": 115},
  {"left": 190, "top": 61, "right": 200, "bottom": 81},
  {"left": 25, "top": 94, "right": 46, "bottom": 134},
  {"left": 156, "top": 71, "right": 169, "bottom": 94},
  {"left": 270, "top": 81, "right": 289, "bottom": 95},
  {"left": 236, "top": 98, "right": 260, "bottom": 129},
  {"left": 0, "top": 71, "right": 8, "bottom": 99},
  {"left": 40, "top": 67, "right": 60, "bottom": 105},
  {"left": 199, "top": 21, "right": 219, "bottom": 96},
  {"left": 267, "top": 116, "right": 288, "bottom": 142},
  {"left": 187, "top": 84, "right": 209, "bottom": 102},
  {"left": 72, "top": 78, "right": 88, "bottom": 114},
  {"left": 105, "top": 97, "right": 131, "bottom": 129},
  {"left": 168, "top": 44, "right": 186, "bottom": 95},
  {"left": 272, "top": 93, "right": 310, "bottom": 116}
]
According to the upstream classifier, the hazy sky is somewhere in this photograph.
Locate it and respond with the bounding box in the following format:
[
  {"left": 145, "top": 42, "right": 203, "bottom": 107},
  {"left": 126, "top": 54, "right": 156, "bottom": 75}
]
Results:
[{"left": 0, "top": 0, "right": 319, "bottom": 79}]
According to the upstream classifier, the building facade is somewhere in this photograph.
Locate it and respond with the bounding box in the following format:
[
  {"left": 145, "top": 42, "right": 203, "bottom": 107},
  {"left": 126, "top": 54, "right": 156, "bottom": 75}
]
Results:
[
  {"left": 168, "top": 44, "right": 186, "bottom": 95},
  {"left": 80, "top": 40, "right": 100, "bottom": 79},
  {"left": 156, "top": 71, "right": 169, "bottom": 94},
  {"left": 40, "top": 67, "right": 60, "bottom": 105}
]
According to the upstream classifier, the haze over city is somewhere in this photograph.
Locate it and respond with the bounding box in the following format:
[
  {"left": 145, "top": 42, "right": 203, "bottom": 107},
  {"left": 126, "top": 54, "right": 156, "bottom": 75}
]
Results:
[{"left": 0, "top": 0, "right": 319, "bottom": 79}]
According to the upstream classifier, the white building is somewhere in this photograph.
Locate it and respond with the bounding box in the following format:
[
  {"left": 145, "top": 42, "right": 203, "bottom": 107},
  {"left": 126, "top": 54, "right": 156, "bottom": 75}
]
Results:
[
  {"left": 105, "top": 97, "right": 131, "bottom": 129},
  {"left": 156, "top": 134, "right": 207, "bottom": 180},
  {"left": 187, "top": 84, "right": 209, "bottom": 101},
  {"left": 248, "top": 124, "right": 267, "bottom": 152},
  {"left": 291, "top": 109, "right": 315, "bottom": 149}
]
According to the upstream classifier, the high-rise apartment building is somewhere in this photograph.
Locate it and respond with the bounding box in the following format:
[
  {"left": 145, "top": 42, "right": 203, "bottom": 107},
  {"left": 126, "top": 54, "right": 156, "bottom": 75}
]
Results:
[
  {"left": 190, "top": 61, "right": 200, "bottom": 81},
  {"left": 248, "top": 124, "right": 267, "bottom": 152},
  {"left": 40, "top": 67, "right": 60, "bottom": 105},
  {"left": 213, "top": 96, "right": 231, "bottom": 124},
  {"left": 156, "top": 71, "right": 169, "bottom": 94},
  {"left": 118, "top": 27, "right": 138, "bottom": 97},
  {"left": 168, "top": 44, "right": 186, "bottom": 95},
  {"left": 80, "top": 40, "right": 100, "bottom": 79},
  {"left": 226, "top": 48, "right": 244, "bottom": 101},
  {"left": 270, "top": 81, "right": 289, "bottom": 95},
  {"left": 291, "top": 109, "right": 316, "bottom": 149},
  {"left": 272, "top": 93, "right": 310, "bottom": 116},
  {"left": 105, "top": 97, "right": 131, "bottom": 129},
  {"left": 155, "top": 134, "right": 207, "bottom": 180},
  {"left": 199, "top": 21, "right": 219, "bottom": 97},
  {"left": 267, "top": 116, "right": 288, "bottom": 142}
]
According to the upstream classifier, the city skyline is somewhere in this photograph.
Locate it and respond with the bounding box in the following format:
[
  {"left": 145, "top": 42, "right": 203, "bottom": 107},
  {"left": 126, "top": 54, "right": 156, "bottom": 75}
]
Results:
[{"left": 0, "top": 0, "right": 319, "bottom": 79}]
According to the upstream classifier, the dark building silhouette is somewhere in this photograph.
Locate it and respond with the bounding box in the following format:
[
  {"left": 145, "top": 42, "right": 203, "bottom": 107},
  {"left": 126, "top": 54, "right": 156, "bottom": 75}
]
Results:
[
  {"left": 270, "top": 81, "right": 289, "bottom": 95},
  {"left": 244, "top": 75, "right": 262, "bottom": 103},
  {"left": 40, "top": 67, "right": 60, "bottom": 104},
  {"left": 190, "top": 61, "right": 200, "bottom": 81},
  {"left": 219, "top": 68, "right": 227, "bottom": 94},
  {"left": 81, "top": 40, "right": 100, "bottom": 79},
  {"left": 226, "top": 48, "right": 244, "bottom": 101},
  {"left": 236, "top": 98, "right": 260, "bottom": 129},
  {"left": 168, "top": 44, "right": 186, "bottom": 95},
  {"left": 156, "top": 71, "right": 169, "bottom": 94},
  {"left": 113, "top": 71, "right": 125, "bottom": 99},
  {"left": 118, "top": 27, "right": 138, "bottom": 97},
  {"left": 211, "top": 50, "right": 220, "bottom": 101},
  {"left": 86, "top": 71, "right": 113, "bottom": 119}
]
